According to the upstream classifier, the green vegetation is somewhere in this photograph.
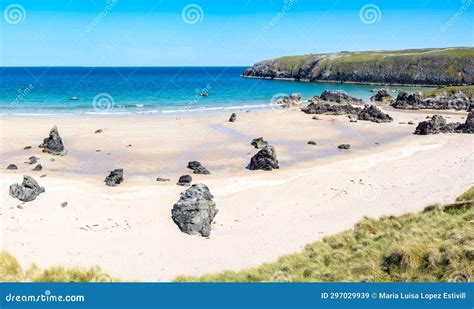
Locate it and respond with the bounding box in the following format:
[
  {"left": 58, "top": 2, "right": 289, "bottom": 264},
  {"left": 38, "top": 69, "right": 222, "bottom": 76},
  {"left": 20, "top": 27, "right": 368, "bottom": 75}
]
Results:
[
  {"left": 422, "top": 85, "right": 474, "bottom": 99},
  {"left": 176, "top": 187, "right": 474, "bottom": 282},
  {"left": 0, "top": 252, "right": 116, "bottom": 282}
]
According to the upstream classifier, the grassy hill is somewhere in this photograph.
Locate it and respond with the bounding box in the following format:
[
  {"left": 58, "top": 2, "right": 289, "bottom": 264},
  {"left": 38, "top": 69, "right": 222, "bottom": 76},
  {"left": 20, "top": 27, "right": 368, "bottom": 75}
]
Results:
[
  {"left": 422, "top": 85, "right": 474, "bottom": 99},
  {"left": 243, "top": 47, "right": 474, "bottom": 86},
  {"left": 176, "top": 187, "right": 474, "bottom": 282}
]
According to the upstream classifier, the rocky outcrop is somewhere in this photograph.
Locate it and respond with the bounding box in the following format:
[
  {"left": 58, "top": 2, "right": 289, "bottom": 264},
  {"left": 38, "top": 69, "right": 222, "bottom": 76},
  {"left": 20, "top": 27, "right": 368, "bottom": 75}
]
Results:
[
  {"left": 319, "top": 90, "right": 363, "bottom": 104},
  {"left": 276, "top": 93, "right": 302, "bottom": 107},
  {"left": 302, "top": 101, "right": 359, "bottom": 115},
  {"left": 177, "top": 175, "right": 192, "bottom": 186},
  {"left": 391, "top": 91, "right": 471, "bottom": 111},
  {"left": 187, "top": 161, "right": 210, "bottom": 175},
  {"left": 249, "top": 145, "right": 279, "bottom": 171},
  {"left": 104, "top": 169, "right": 124, "bottom": 186},
  {"left": 9, "top": 175, "right": 45, "bottom": 202},
  {"left": 39, "top": 126, "right": 66, "bottom": 155},
  {"left": 171, "top": 184, "right": 218, "bottom": 237},
  {"left": 251, "top": 137, "right": 269, "bottom": 149},
  {"left": 229, "top": 113, "right": 237, "bottom": 122},
  {"left": 242, "top": 48, "right": 474, "bottom": 86},
  {"left": 357, "top": 105, "right": 393, "bottom": 123},
  {"left": 370, "top": 89, "right": 393, "bottom": 103},
  {"left": 414, "top": 113, "right": 474, "bottom": 134}
]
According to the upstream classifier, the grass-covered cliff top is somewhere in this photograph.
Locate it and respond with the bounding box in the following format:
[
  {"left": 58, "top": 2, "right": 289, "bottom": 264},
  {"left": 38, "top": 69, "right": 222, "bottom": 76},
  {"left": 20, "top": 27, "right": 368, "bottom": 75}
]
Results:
[
  {"left": 176, "top": 187, "right": 474, "bottom": 282},
  {"left": 422, "top": 85, "right": 474, "bottom": 99}
]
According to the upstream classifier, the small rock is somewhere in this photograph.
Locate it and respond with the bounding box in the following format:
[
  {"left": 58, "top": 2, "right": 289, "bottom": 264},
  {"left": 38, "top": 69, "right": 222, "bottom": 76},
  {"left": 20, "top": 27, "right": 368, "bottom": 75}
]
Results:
[
  {"left": 50, "top": 158, "right": 55, "bottom": 162},
  {"left": 338, "top": 144, "right": 351, "bottom": 150},
  {"left": 40, "top": 174, "right": 47, "bottom": 178},
  {"left": 104, "top": 169, "right": 124, "bottom": 187},
  {"left": 187, "top": 161, "right": 210, "bottom": 175},
  {"left": 312, "top": 116, "right": 321, "bottom": 120},
  {"left": 7, "top": 164, "right": 18, "bottom": 170},
  {"left": 96, "top": 149, "right": 101, "bottom": 152},
  {"left": 249, "top": 145, "right": 279, "bottom": 171},
  {"left": 26, "top": 156, "right": 39, "bottom": 165},
  {"left": 24, "top": 146, "right": 32, "bottom": 150},
  {"left": 177, "top": 175, "right": 192, "bottom": 186},
  {"left": 307, "top": 140, "right": 317, "bottom": 145},
  {"left": 251, "top": 137, "right": 268, "bottom": 149},
  {"left": 229, "top": 113, "right": 237, "bottom": 122},
  {"left": 16, "top": 205, "right": 24, "bottom": 209},
  {"left": 32, "top": 164, "right": 42, "bottom": 171},
  {"left": 408, "top": 121, "right": 415, "bottom": 125},
  {"left": 61, "top": 202, "right": 68, "bottom": 208},
  {"left": 39, "top": 126, "right": 67, "bottom": 155},
  {"left": 94, "top": 129, "right": 103, "bottom": 134},
  {"left": 156, "top": 177, "right": 170, "bottom": 182},
  {"left": 126, "top": 144, "right": 132, "bottom": 147}
]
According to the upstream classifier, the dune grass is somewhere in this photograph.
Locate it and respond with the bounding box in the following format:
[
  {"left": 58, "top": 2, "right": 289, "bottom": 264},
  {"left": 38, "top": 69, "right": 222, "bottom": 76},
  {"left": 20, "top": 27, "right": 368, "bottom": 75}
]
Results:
[
  {"left": 0, "top": 252, "right": 116, "bottom": 282},
  {"left": 176, "top": 187, "right": 474, "bottom": 282}
]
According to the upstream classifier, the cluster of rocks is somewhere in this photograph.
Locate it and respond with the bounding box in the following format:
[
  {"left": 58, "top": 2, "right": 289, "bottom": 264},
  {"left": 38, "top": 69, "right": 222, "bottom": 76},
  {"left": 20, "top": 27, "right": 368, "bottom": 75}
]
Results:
[
  {"left": 39, "top": 126, "right": 67, "bottom": 155},
  {"left": 370, "top": 89, "right": 394, "bottom": 104},
  {"left": 187, "top": 161, "right": 210, "bottom": 175},
  {"left": 276, "top": 93, "right": 302, "bottom": 108},
  {"left": 391, "top": 91, "right": 472, "bottom": 111},
  {"left": 9, "top": 175, "right": 45, "bottom": 202},
  {"left": 414, "top": 111, "right": 474, "bottom": 135},
  {"left": 302, "top": 91, "right": 393, "bottom": 123},
  {"left": 104, "top": 169, "right": 124, "bottom": 186},
  {"left": 249, "top": 145, "right": 279, "bottom": 171},
  {"left": 171, "top": 184, "right": 218, "bottom": 237}
]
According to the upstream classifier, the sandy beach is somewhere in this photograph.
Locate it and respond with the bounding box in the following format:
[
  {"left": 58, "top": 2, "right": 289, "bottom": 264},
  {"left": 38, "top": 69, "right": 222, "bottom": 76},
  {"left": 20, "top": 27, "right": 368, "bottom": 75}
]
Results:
[{"left": 0, "top": 107, "right": 472, "bottom": 281}]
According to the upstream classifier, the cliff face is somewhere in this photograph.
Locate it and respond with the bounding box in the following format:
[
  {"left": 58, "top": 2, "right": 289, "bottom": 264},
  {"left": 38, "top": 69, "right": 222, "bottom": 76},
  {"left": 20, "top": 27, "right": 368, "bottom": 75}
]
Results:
[{"left": 243, "top": 48, "right": 474, "bottom": 86}]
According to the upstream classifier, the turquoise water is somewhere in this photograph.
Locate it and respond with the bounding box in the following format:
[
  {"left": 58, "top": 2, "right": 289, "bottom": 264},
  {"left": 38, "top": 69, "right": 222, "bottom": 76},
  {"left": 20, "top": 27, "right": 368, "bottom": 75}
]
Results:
[{"left": 0, "top": 67, "right": 414, "bottom": 115}]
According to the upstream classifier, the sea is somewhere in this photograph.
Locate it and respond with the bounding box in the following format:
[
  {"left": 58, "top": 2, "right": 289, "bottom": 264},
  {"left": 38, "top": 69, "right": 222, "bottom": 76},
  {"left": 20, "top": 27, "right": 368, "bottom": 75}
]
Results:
[{"left": 0, "top": 67, "right": 418, "bottom": 115}]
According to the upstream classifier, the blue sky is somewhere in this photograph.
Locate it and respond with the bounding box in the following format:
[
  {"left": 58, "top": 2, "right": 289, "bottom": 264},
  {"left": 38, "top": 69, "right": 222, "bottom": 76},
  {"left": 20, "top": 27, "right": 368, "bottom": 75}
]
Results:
[{"left": 1, "top": 0, "right": 472, "bottom": 66}]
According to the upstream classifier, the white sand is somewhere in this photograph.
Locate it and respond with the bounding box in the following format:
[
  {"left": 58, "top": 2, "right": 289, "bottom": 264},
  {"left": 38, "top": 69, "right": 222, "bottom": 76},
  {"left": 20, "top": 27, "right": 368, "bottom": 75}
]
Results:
[{"left": 0, "top": 107, "right": 472, "bottom": 281}]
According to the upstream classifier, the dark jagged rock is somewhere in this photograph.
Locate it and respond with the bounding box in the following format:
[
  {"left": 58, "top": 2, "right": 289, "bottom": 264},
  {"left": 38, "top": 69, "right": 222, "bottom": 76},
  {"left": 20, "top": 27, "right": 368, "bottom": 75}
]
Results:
[
  {"left": 7, "top": 164, "right": 17, "bottom": 170},
  {"left": 39, "top": 126, "right": 67, "bottom": 155},
  {"left": 187, "top": 161, "right": 210, "bottom": 175},
  {"left": 156, "top": 177, "right": 170, "bottom": 182},
  {"left": 370, "top": 89, "right": 393, "bottom": 103},
  {"left": 229, "top": 113, "right": 237, "bottom": 122},
  {"left": 338, "top": 144, "right": 351, "bottom": 150},
  {"left": 177, "top": 175, "right": 192, "bottom": 186},
  {"left": 392, "top": 91, "right": 471, "bottom": 111},
  {"left": 302, "top": 101, "right": 360, "bottom": 115},
  {"left": 413, "top": 115, "right": 462, "bottom": 135},
  {"left": 104, "top": 169, "right": 124, "bottom": 186},
  {"left": 319, "top": 90, "right": 363, "bottom": 104},
  {"left": 276, "top": 93, "right": 302, "bottom": 107},
  {"left": 9, "top": 175, "right": 45, "bottom": 202},
  {"left": 357, "top": 105, "right": 393, "bottom": 123},
  {"left": 251, "top": 137, "right": 269, "bottom": 149},
  {"left": 171, "top": 183, "right": 218, "bottom": 237},
  {"left": 249, "top": 145, "right": 279, "bottom": 171},
  {"left": 32, "top": 164, "right": 42, "bottom": 171}
]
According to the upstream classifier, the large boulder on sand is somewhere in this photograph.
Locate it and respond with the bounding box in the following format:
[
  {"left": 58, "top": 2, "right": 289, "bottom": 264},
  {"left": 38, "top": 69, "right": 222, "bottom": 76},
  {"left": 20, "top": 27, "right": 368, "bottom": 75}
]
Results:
[
  {"left": 171, "top": 184, "right": 218, "bottom": 237},
  {"left": 39, "top": 126, "right": 67, "bottom": 156},
  {"left": 39, "top": 126, "right": 66, "bottom": 155},
  {"left": 370, "top": 89, "right": 393, "bottom": 103},
  {"left": 414, "top": 115, "right": 459, "bottom": 135},
  {"left": 357, "top": 105, "right": 393, "bottom": 123},
  {"left": 9, "top": 175, "right": 45, "bottom": 202},
  {"left": 249, "top": 145, "right": 279, "bottom": 171},
  {"left": 319, "top": 90, "right": 363, "bottom": 104}
]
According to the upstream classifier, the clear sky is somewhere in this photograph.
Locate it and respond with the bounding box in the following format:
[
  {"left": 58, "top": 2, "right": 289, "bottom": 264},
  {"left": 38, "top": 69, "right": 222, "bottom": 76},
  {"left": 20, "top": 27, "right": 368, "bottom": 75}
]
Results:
[{"left": 1, "top": 0, "right": 472, "bottom": 66}]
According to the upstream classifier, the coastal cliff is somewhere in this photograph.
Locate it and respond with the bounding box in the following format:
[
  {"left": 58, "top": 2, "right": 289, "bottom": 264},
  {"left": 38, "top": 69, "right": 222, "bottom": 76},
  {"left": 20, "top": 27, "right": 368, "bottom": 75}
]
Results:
[{"left": 242, "top": 47, "right": 474, "bottom": 86}]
